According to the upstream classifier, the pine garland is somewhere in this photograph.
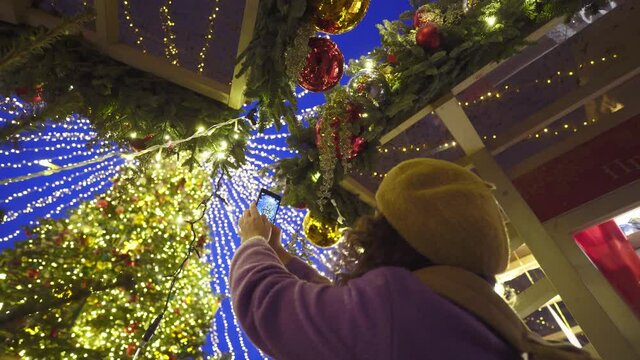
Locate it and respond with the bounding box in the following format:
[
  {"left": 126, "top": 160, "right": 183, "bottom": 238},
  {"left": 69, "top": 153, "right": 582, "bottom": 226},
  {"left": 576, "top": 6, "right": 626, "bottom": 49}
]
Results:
[
  {"left": 271, "top": 0, "right": 609, "bottom": 225},
  {"left": 236, "top": 0, "right": 309, "bottom": 130},
  {"left": 0, "top": 22, "right": 249, "bottom": 175},
  {"left": 0, "top": 13, "right": 93, "bottom": 73}
]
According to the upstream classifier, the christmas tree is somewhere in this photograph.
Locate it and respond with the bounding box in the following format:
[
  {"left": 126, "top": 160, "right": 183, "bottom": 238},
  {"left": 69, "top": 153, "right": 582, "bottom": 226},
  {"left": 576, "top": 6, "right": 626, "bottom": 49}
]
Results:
[{"left": 0, "top": 157, "right": 220, "bottom": 359}]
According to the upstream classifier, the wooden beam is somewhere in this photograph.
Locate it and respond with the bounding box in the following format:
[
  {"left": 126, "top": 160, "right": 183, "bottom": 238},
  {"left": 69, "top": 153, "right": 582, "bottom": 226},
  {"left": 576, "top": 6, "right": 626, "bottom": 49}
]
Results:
[
  {"left": 0, "top": 0, "right": 31, "bottom": 24},
  {"left": 228, "top": 0, "right": 259, "bottom": 109},
  {"left": 513, "top": 277, "right": 556, "bottom": 318},
  {"left": 497, "top": 253, "right": 538, "bottom": 283},
  {"left": 94, "top": 0, "right": 119, "bottom": 45},
  {"left": 434, "top": 96, "right": 485, "bottom": 154},
  {"left": 339, "top": 176, "right": 376, "bottom": 208},
  {"left": 380, "top": 103, "right": 435, "bottom": 145},
  {"left": 468, "top": 148, "right": 639, "bottom": 360},
  {"left": 21, "top": 8, "right": 232, "bottom": 105},
  {"left": 451, "top": 17, "right": 565, "bottom": 95}
]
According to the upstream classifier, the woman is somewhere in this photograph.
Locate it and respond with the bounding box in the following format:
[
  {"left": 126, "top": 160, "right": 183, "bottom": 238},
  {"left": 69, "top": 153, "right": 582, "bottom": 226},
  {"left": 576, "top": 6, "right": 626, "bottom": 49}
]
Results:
[{"left": 231, "top": 158, "right": 592, "bottom": 359}]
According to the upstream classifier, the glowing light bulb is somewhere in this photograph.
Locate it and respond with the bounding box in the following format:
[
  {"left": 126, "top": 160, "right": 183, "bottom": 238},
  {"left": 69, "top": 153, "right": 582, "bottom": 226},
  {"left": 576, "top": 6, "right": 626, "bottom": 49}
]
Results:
[
  {"left": 219, "top": 141, "right": 228, "bottom": 150},
  {"left": 485, "top": 16, "right": 497, "bottom": 27}
]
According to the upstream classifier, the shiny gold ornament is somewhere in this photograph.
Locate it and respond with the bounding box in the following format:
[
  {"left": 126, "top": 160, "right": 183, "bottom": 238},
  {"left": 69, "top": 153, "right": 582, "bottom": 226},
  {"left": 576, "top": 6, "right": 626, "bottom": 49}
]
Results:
[
  {"left": 303, "top": 212, "right": 342, "bottom": 248},
  {"left": 309, "top": 0, "right": 370, "bottom": 34}
]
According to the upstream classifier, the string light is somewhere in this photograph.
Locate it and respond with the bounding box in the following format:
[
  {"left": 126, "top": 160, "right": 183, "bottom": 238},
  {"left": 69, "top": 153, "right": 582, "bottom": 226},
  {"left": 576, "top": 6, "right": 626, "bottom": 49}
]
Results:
[
  {"left": 461, "top": 52, "right": 620, "bottom": 108},
  {"left": 2, "top": 100, "right": 332, "bottom": 359},
  {"left": 160, "top": 0, "right": 180, "bottom": 65},
  {"left": 121, "top": 1, "right": 146, "bottom": 52},
  {"left": 197, "top": 0, "right": 222, "bottom": 73}
]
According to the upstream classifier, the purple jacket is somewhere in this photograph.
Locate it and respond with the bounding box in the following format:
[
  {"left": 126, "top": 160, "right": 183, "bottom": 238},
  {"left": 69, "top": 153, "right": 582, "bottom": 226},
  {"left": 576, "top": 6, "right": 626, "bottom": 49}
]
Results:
[{"left": 230, "top": 238, "right": 519, "bottom": 359}]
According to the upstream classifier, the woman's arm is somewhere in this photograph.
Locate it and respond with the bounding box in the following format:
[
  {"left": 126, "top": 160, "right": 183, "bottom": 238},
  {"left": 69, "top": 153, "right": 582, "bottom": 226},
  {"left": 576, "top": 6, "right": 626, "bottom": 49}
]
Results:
[{"left": 230, "top": 238, "right": 390, "bottom": 360}]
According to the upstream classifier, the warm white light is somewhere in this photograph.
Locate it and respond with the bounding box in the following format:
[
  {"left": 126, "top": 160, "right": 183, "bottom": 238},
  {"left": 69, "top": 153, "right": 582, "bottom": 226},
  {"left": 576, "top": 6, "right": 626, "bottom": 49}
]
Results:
[
  {"left": 216, "top": 152, "right": 226, "bottom": 160},
  {"left": 130, "top": 132, "right": 137, "bottom": 139},
  {"left": 36, "top": 159, "right": 59, "bottom": 169},
  {"left": 219, "top": 140, "right": 228, "bottom": 150},
  {"left": 485, "top": 16, "right": 497, "bottom": 26}
]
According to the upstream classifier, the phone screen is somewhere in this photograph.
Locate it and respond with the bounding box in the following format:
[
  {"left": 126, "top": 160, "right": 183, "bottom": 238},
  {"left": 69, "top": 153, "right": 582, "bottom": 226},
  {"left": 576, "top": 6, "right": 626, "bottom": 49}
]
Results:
[{"left": 256, "top": 189, "right": 281, "bottom": 223}]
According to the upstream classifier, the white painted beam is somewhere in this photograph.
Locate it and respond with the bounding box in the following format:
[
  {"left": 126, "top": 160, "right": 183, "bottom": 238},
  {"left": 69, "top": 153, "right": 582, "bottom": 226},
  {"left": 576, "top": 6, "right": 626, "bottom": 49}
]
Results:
[
  {"left": 228, "top": 0, "right": 259, "bottom": 109},
  {"left": 513, "top": 277, "right": 556, "bottom": 318},
  {"left": 339, "top": 176, "right": 376, "bottom": 208},
  {"left": 468, "top": 148, "right": 639, "bottom": 360}
]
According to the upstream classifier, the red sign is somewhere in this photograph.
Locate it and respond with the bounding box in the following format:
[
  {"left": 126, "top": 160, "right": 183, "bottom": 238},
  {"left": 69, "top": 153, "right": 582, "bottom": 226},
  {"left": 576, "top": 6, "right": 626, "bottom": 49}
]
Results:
[{"left": 513, "top": 114, "right": 640, "bottom": 222}]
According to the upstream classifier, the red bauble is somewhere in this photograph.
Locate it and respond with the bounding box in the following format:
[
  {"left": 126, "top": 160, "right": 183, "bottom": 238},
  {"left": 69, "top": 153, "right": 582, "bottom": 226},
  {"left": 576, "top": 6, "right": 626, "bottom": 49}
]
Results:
[
  {"left": 126, "top": 343, "right": 137, "bottom": 356},
  {"left": 96, "top": 198, "right": 109, "bottom": 209},
  {"left": 298, "top": 37, "right": 344, "bottom": 92},
  {"left": 27, "top": 268, "right": 39, "bottom": 278},
  {"left": 415, "top": 23, "right": 441, "bottom": 50},
  {"left": 386, "top": 53, "right": 398, "bottom": 64},
  {"left": 115, "top": 206, "right": 125, "bottom": 215},
  {"left": 125, "top": 322, "right": 139, "bottom": 334}
]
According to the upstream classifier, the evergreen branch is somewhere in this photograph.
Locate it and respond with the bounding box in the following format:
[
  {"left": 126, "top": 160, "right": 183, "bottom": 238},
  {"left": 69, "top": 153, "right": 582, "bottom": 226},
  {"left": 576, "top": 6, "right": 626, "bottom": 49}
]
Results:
[{"left": 0, "top": 12, "right": 94, "bottom": 74}]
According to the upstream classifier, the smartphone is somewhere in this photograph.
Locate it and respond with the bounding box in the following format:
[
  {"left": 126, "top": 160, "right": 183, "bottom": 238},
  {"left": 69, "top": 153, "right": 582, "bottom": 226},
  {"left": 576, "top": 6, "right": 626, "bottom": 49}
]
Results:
[{"left": 256, "top": 189, "right": 281, "bottom": 223}]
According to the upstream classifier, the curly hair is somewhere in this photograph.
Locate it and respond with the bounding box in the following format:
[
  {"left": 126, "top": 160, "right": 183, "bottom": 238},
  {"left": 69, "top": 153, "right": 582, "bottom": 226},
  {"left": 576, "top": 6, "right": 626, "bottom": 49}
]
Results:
[{"left": 334, "top": 213, "right": 433, "bottom": 285}]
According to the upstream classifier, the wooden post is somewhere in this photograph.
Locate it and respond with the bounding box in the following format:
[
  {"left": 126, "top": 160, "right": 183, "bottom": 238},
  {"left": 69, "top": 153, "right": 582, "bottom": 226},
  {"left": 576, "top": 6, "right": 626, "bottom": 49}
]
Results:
[
  {"left": 94, "top": 0, "right": 119, "bottom": 45},
  {"left": 228, "top": 0, "right": 259, "bottom": 109},
  {"left": 436, "top": 96, "right": 639, "bottom": 359},
  {"left": 0, "top": 0, "right": 31, "bottom": 24}
]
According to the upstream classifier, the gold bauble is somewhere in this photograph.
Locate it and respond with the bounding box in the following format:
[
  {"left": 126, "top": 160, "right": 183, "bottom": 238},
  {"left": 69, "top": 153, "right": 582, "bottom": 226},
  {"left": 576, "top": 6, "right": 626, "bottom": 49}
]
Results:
[
  {"left": 303, "top": 212, "right": 342, "bottom": 248},
  {"left": 309, "top": 0, "right": 370, "bottom": 34}
]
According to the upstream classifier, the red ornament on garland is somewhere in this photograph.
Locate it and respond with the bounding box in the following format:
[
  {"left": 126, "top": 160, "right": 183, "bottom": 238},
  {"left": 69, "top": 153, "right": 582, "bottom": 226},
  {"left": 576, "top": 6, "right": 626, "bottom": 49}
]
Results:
[
  {"left": 96, "top": 198, "right": 109, "bottom": 209},
  {"left": 386, "top": 53, "right": 398, "bottom": 64},
  {"left": 27, "top": 268, "right": 39, "bottom": 278},
  {"left": 126, "top": 343, "right": 137, "bottom": 356},
  {"left": 298, "top": 37, "right": 344, "bottom": 92},
  {"left": 125, "top": 322, "right": 139, "bottom": 334},
  {"left": 415, "top": 23, "right": 441, "bottom": 50}
]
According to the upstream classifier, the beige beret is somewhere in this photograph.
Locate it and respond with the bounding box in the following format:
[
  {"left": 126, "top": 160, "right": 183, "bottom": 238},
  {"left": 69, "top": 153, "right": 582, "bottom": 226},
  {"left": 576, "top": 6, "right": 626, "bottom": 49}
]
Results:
[{"left": 375, "top": 158, "right": 509, "bottom": 276}]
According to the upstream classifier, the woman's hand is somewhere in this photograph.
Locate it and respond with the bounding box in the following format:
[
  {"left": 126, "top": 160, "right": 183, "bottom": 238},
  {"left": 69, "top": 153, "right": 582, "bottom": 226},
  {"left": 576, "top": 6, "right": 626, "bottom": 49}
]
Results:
[
  {"left": 238, "top": 203, "right": 272, "bottom": 243},
  {"left": 267, "top": 224, "right": 293, "bottom": 265}
]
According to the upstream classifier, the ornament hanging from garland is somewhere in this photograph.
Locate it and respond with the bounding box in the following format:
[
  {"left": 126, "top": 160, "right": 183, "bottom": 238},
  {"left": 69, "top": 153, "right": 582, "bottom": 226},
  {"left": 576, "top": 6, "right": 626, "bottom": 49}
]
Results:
[
  {"left": 315, "top": 102, "right": 367, "bottom": 161},
  {"left": 413, "top": 4, "right": 443, "bottom": 28},
  {"left": 298, "top": 37, "right": 345, "bottom": 92},
  {"left": 415, "top": 23, "right": 441, "bottom": 50},
  {"left": 309, "top": 0, "right": 370, "bottom": 34},
  {"left": 346, "top": 69, "right": 390, "bottom": 107},
  {"left": 303, "top": 212, "right": 342, "bottom": 248}
]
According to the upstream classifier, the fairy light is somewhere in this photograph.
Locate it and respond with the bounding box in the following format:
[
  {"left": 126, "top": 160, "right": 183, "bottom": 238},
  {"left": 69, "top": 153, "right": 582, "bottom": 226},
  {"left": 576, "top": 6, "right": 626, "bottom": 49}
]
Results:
[
  {"left": 122, "top": 0, "right": 146, "bottom": 52},
  {"left": 197, "top": 0, "right": 222, "bottom": 73},
  {"left": 160, "top": 0, "right": 180, "bottom": 65},
  {"left": 2, "top": 99, "right": 333, "bottom": 359},
  {"left": 461, "top": 52, "right": 620, "bottom": 108}
]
